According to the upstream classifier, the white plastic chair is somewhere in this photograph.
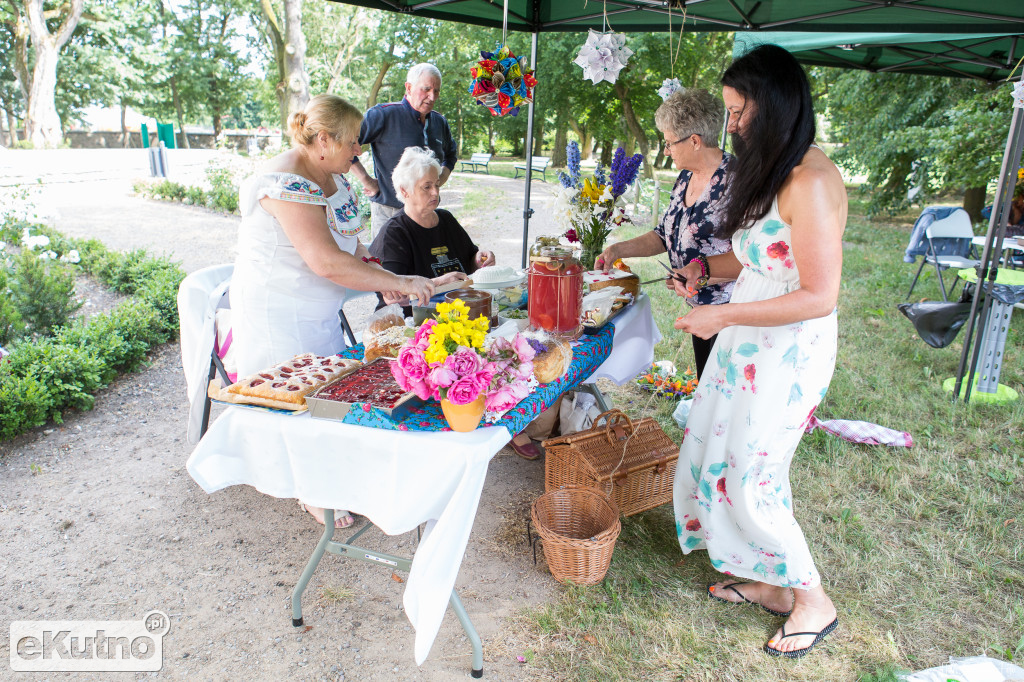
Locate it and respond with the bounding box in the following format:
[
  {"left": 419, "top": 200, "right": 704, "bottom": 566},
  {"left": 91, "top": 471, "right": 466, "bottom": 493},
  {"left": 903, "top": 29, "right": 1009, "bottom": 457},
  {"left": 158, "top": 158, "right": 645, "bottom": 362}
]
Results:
[
  {"left": 178, "top": 264, "right": 234, "bottom": 443},
  {"left": 905, "top": 208, "right": 979, "bottom": 301}
]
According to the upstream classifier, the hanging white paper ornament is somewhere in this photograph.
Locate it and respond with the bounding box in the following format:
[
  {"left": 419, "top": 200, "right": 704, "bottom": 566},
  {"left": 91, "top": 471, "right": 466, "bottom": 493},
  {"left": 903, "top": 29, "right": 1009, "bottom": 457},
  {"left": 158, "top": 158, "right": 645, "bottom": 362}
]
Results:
[
  {"left": 658, "top": 78, "right": 682, "bottom": 100},
  {"left": 574, "top": 29, "right": 633, "bottom": 85},
  {"left": 1013, "top": 80, "right": 1024, "bottom": 109}
]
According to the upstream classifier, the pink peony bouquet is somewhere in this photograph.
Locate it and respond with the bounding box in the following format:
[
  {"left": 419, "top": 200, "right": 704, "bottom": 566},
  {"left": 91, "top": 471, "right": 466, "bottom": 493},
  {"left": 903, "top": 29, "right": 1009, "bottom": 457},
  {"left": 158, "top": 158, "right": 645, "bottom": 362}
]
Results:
[{"left": 390, "top": 300, "right": 537, "bottom": 411}]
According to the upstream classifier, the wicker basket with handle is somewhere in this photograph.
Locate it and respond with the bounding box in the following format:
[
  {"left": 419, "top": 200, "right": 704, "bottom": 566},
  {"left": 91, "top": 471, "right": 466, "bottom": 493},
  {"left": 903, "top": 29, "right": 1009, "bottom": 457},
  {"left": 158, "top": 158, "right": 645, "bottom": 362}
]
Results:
[
  {"left": 542, "top": 409, "right": 678, "bottom": 517},
  {"left": 531, "top": 485, "right": 621, "bottom": 585}
]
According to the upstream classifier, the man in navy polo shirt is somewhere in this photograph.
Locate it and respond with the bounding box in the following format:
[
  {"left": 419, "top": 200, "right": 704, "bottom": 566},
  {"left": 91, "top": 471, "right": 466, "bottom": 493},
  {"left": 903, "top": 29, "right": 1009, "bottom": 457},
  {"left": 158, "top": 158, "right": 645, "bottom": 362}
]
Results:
[{"left": 350, "top": 63, "right": 458, "bottom": 245}]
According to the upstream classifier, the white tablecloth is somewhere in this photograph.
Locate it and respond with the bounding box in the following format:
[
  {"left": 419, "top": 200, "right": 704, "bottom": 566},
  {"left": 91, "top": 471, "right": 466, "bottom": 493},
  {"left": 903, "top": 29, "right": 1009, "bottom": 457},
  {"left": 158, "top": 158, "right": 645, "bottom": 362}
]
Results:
[{"left": 184, "top": 296, "right": 660, "bottom": 664}]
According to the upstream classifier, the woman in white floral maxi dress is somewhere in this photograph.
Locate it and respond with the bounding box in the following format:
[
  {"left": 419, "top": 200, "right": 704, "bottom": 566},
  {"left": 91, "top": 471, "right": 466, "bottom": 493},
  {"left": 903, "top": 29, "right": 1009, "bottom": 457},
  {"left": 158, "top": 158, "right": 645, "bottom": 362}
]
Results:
[{"left": 672, "top": 45, "right": 847, "bottom": 659}]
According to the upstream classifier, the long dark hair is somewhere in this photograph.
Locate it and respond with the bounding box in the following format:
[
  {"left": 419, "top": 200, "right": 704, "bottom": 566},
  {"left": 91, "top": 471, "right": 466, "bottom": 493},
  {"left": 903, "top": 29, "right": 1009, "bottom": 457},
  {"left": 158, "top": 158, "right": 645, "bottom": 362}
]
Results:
[{"left": 718, "top": 44, "right": 815, "bottom": 239}]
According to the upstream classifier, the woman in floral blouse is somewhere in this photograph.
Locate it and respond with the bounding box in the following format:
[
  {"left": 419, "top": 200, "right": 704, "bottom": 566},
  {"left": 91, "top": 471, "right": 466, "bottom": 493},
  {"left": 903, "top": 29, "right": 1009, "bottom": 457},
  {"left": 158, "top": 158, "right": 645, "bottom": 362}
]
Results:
[{"left": 597, "top": 88, "right": 733, "bottom": 378}]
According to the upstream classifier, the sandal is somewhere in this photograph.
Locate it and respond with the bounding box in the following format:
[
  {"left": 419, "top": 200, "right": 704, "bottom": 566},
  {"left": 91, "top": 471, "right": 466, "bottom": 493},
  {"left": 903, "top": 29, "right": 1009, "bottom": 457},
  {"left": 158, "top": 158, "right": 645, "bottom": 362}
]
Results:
[
  {"left": 299, "top": 502, "right": 355, "bottom": 529},
  {"left": 763, "top": 617, "right": 839, "bottom": 659},
  {"left": 509, "top": 435, "right": 542, "bottom": 461},
  {"left": 708, "top": 582, "right": 793, "bottom": 617}
]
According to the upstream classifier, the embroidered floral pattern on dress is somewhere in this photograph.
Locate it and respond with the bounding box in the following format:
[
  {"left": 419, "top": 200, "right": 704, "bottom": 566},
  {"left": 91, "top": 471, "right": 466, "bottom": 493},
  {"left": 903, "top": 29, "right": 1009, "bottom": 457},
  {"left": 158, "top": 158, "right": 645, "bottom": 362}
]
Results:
[{"left": 274, "top": 173, "right": 364, "bottom": 237}]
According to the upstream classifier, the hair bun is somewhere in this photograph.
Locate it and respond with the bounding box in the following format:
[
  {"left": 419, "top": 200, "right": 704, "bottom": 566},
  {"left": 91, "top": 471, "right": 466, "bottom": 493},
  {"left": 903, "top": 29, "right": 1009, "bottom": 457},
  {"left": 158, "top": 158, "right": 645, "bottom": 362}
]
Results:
[{"left": 288, "top": 111, "right": 308, "bottom": 136}]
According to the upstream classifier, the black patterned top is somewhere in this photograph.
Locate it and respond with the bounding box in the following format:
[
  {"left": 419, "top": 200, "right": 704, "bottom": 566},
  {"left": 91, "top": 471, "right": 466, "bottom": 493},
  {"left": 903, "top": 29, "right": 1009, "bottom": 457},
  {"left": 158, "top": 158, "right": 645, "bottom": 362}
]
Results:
[{"left": 654, "top": 152, "right": 734, "bottom": 306}]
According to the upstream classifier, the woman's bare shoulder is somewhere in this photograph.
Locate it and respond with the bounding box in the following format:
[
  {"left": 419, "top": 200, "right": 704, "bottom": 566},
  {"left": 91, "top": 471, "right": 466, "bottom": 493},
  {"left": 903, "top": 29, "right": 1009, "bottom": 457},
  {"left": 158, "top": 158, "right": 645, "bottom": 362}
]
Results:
[{"left": 778, "top": 147, "right": 847, "bottom": 226}]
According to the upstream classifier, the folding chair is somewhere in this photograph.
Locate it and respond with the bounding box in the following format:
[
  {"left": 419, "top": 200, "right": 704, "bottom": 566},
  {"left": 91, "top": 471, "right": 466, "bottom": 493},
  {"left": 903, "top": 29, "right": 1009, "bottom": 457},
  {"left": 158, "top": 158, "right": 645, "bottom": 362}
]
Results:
[
  {"left": 177, "top": 264, "right": 234, "bottom": 443},
  {"left": 337, "top": 289, "right": 378, "bottom": 346},
  {"left": 905, "top": 208, "right": 979, "bottom": 301}
]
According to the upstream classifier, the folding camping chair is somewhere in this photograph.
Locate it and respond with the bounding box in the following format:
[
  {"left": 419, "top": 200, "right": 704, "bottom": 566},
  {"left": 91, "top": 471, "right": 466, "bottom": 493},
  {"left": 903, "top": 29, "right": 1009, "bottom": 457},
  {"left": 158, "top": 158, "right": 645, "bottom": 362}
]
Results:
[
  {"left": 905, "top": 208, "right": 979, "bottom": 302},
  {"left": 337, "top": 290, "right": 378, "bottom": 346}
]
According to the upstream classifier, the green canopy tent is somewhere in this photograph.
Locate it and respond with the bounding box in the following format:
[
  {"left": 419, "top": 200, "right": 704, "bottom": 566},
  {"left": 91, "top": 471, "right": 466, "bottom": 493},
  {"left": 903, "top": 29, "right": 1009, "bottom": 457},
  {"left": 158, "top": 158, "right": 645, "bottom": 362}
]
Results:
[{"left": 733, "top": 30, "right": 1023, "bottom": 81}]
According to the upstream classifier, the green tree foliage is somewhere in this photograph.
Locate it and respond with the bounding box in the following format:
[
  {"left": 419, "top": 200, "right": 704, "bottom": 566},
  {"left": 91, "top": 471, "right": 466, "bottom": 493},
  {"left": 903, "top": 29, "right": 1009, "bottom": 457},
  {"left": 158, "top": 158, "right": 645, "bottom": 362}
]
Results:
[{"left": 826, "top": 69, "right": 1011, "bottom": 218}]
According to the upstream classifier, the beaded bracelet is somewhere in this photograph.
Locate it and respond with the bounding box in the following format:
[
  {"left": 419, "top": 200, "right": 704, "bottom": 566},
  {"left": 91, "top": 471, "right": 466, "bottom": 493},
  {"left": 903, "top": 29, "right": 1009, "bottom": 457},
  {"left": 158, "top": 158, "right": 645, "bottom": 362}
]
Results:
[{"left": 688, "top": 255, "right": 710, "bottom": 289}]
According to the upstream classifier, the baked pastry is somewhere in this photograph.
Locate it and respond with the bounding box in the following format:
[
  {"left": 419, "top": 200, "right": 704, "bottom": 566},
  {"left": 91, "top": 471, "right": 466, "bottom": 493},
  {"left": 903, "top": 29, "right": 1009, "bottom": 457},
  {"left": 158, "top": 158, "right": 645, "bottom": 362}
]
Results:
[
  {"left": 584, "top": 269, "right": 639, "bottom": 298},
  {"left": 227, "top": 353, "right": 361, "bottom": 405},
  {"left": 364, "top": 324, "right": 411, "bottom": 363},
  {"left": 532, "top": 338, "right": 573, "bottom": 384}
]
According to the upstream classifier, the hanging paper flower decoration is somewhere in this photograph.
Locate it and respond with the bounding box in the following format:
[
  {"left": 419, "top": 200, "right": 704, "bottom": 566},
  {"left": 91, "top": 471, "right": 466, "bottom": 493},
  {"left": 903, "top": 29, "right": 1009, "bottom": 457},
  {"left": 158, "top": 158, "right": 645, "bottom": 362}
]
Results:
[
  {"left": 574, "top": 29, "right": 633, "bottom": 85},
  {"left": 658, "top": 78, "right": 683, "bottom": 101},
  {"left": 468, "top": 45, "right": 537, "bottom": 117},
  {"left": 1013, "top": 80, "right": 1024, "bottom": 110}
]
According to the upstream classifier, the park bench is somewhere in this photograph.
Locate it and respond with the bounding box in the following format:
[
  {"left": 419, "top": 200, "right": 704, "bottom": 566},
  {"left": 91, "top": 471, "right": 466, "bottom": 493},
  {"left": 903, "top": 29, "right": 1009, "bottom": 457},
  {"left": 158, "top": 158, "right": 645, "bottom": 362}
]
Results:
[
  {"left": 513, "top": 156, "right": 551, "bottom": 182},
  {"left": 458, "top": 152, "right": 492, "bottom": 174}
]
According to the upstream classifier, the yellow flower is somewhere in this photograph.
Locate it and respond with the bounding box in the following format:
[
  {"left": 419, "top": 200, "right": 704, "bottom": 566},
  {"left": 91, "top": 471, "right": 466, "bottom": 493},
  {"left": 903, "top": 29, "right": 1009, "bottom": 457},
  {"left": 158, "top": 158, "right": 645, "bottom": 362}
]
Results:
[
  {"left": 581, "top": 176, "right": 606, "bottom": 204},
  {"left": 425, "top": 343, "right": 448, "bottom": 364},
  {"left": 1018, "top": 167, "right": 1024, "bottom": 181}
]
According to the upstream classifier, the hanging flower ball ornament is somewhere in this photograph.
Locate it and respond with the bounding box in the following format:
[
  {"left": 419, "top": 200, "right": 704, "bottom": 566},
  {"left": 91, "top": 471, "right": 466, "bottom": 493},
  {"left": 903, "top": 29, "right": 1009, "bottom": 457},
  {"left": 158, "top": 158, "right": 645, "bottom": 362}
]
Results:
[
  {"left": 468, "top": 45, "right": 537, "bottom": 117},
  {"left": 658, "top": 78, "right": 683, "bottom": 101},
  {"left": 574, "top": 29, "right": 633, "bottom": 85},
  {"left": 1013, "top": 80, "right": 1024, "bottom": 110}
]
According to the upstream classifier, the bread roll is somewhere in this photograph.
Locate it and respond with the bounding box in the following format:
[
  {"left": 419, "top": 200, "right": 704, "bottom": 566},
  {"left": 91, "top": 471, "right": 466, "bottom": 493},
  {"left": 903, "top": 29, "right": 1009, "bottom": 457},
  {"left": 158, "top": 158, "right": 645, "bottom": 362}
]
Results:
[
  {"left": 369, "top": 312, "right": 405, "bottom": 335},
  {"left": 533, "top": 339, "right": 573, "bottom": 384}
]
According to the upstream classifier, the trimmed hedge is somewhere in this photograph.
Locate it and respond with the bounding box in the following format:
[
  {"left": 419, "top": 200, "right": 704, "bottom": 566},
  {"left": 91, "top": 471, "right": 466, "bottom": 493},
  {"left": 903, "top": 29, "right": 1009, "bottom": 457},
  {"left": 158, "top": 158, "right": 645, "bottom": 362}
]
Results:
[{"left": 0, "top": 226, "right": 184, "bottom": 441}]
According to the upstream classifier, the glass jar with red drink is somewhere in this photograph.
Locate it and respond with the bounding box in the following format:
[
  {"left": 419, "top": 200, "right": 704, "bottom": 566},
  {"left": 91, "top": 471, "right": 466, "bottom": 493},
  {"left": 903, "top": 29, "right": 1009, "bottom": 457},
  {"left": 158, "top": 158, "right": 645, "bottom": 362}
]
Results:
[{"left": 528, "top": 241, "right": 583, "bottom": 340}]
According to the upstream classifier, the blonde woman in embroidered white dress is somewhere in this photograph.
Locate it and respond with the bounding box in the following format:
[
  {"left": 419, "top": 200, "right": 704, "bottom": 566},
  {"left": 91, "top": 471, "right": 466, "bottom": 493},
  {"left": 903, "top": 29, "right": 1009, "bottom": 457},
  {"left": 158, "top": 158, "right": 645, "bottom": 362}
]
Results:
[
  {"left": 230, "top": 94, "right": 435, "bottom": 529},
  {"left": 672, "top": 45, "right": 846, "bottom": 660}
]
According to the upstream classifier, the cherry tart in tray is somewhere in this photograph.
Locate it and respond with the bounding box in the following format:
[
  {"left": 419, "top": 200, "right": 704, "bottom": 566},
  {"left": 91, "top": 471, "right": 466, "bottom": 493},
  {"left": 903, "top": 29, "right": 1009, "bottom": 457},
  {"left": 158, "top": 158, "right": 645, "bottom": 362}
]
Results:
[
  {"left": 307, "top": 359, "right": 423, "bottom": 420},
  {"left": 227, "top": 353, "right": 362, "bottom": 405}
]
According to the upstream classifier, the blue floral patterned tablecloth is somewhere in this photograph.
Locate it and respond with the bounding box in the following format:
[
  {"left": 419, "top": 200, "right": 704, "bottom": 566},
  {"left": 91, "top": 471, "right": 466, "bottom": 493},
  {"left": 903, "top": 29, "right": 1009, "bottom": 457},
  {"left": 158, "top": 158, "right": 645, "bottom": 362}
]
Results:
[{"left": 337, "top": 325, "right": 615, "bottom": 434}]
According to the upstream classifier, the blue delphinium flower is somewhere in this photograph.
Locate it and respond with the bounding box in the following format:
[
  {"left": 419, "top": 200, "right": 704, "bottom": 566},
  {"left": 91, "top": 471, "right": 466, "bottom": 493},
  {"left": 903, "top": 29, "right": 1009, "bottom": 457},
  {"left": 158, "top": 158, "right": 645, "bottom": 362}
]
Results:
[
  {"left": 609, "top": 148, "right": 644, "bottom": 198},
  {"left": 566, "top": 141, "right": 582, "bottom": 189},
  {"left": 595, "top": 164, "right": 607, "bottom": 186}
]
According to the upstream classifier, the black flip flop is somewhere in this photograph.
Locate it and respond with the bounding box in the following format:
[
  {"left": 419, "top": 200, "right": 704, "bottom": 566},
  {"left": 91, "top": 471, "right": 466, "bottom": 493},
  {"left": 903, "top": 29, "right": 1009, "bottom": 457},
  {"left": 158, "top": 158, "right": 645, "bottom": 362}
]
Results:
[
  {"left": 707, "top": 582, "right": 793, "bottom": 617},
  {"left": 763, "top": 617, "right": 839, "bottom": 659}
]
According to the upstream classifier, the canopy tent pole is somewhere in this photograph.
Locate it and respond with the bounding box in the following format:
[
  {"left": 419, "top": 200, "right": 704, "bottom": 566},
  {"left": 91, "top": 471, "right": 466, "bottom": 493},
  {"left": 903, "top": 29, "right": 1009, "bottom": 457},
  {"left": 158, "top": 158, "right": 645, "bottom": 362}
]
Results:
[
  {"left": 952, "top": 100, "right": 1024, "bottom": 402},
  {"left": 520, "top": 29, "right": 539, "bottom": 269}
]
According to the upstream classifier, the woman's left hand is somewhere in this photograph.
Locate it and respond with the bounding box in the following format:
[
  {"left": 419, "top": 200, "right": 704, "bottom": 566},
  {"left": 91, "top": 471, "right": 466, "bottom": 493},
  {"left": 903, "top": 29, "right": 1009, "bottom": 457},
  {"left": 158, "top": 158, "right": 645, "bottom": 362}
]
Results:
[
  {"left": 475, "top": 250, "right": 496, "bottom": 268},
  {"left": 433, "top": 271, "right": 468, "bottom": 286},
  {"left": 674, "top": 305, "right": 729, "bottom": 340}
]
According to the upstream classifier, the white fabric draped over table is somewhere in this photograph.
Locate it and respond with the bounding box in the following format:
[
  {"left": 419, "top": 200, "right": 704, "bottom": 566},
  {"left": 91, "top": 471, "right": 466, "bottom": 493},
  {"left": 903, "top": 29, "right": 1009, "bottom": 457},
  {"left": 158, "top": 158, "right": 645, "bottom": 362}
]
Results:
[{"left": 184, "top": 294, "right": 660, "bottom": 664}]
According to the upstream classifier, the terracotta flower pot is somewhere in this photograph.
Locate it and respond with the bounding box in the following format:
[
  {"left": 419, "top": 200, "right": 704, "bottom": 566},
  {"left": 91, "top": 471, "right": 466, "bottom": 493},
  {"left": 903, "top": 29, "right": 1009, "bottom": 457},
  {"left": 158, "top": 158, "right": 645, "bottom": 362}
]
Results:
[{"left": 440, "top": 396, "right": 486, "bottom": 432}]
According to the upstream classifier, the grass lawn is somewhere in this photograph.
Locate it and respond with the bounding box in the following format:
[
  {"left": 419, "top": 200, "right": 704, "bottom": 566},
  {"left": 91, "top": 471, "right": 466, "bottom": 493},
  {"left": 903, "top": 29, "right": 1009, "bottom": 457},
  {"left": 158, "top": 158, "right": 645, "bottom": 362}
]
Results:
[{"left": 512, "top": 198, "right": 1024, "bottom": 681}]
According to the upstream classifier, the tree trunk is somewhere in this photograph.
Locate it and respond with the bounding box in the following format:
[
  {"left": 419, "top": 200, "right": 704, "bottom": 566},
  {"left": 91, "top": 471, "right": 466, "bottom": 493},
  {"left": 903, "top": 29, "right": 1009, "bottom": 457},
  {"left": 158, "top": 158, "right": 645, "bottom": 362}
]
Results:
[
  {"left": 23, "top": 0, "right": 84, "bottom": 148},
  {"left": 212, "top": 112, "right": 223, "bottom": 140},
  {"left": 6, "top": 110, "right": 18, "bottom": 146},
  {"left": 532, "top": 118, "right": 544, "bottom": 157},
  {"left": 614, "top": 82, "right": 653, "bottom": 179},
  {"left": 120, "top": 102, "right": 129, "bottom": 147},
  {"left": 366, "top": 45, "right": 394, "bottom": 109},
  {"left": 552, "top": 107, "right": 568, "bottom": 167},
  {"left": 962, "top": 186, "right": 986, "bottom": 224},
  {"left": 171, "top": 77, "right": 190, "bottom": 149},
  {"left": 599, "top": 139, "right": 612, "bottom": 167},
  {"left": 283, "top": 0, "right": 310, "bottom": 119},
  {"left": 487, "top": 120, "right": 494, "bottom": 155}
]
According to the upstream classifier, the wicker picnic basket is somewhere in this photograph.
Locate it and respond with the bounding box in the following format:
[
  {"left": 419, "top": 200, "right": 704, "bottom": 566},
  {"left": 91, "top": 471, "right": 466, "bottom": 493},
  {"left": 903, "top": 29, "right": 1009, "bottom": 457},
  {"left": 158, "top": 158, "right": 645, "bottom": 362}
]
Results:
[
  {"left": 542, "top": 409, "right": 678, "bottom": 517},
  {"left": 531, "top": 486, "right": 621, "bottom": 585}
]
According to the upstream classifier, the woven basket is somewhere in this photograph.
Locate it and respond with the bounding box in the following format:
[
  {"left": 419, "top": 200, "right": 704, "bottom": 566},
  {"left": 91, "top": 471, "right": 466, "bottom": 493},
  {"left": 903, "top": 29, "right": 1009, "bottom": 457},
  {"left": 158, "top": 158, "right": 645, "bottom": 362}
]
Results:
[
  {"left": 543, "top": 409, "right": 678, "bottom": 517},
  {"left": 531, "top": 486, "right": 621, "bottom": 585}
]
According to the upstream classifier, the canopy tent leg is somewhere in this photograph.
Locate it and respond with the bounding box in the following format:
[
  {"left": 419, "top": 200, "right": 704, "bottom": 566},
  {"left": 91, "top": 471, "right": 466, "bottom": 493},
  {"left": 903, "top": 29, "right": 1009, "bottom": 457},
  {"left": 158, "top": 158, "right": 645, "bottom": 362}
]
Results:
[
  {"left": 953, "top": 101, "right": 1024, "bottom": 402},
  {"left": 521, "top": 30, "right": 539, "bottom": 269}
]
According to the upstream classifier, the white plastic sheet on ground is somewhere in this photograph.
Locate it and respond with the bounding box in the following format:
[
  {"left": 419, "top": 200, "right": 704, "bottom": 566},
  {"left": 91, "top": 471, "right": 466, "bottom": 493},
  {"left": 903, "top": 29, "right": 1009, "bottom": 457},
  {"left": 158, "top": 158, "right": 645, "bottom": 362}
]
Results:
[{"left": 899, "top": 655, "right": 1024, "bottom": 682}]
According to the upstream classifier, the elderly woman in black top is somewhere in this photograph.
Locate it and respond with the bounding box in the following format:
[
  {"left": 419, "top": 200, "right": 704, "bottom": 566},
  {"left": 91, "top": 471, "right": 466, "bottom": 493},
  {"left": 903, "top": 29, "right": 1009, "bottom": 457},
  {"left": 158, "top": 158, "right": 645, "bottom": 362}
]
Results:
[
  {"left": 597, "top": 87, "right": 733, "bottom": 378},
  {"left": 370, "top": 146, "right": 495, "bottom": 312}
]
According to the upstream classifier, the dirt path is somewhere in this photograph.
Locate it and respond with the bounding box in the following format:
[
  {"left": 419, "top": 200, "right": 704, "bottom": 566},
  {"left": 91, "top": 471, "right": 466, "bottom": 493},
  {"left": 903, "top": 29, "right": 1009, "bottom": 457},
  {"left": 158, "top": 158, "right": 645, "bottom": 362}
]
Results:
[{"left": 0, "top": 151, "right": 578, "bottom": 681}]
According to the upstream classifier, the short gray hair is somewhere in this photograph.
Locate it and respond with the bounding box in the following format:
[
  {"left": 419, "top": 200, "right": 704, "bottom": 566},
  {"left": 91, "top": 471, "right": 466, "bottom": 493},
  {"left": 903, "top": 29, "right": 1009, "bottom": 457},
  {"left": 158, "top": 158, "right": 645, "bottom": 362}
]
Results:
[
  {"left": 654, "top": 88, "right": 723, "bottom": 147},
  {"left": 406, "top": 63, "right": 441, "bottom": 86},
  {"left": 392, "top": 147, "right": 442, "bottom": 203}
]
